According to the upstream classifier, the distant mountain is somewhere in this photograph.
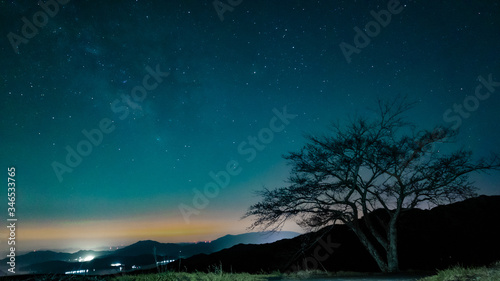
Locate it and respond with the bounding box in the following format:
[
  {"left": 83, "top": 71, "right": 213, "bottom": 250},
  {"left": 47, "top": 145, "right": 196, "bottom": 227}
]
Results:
[
  {"left": 9, "top": 231, "right": 299, "bottom": 274},
  {"left": 169, "top": 195, "right": 500, "bottom": 273},
  {"left": 22, "top": 254, "right": 158, "bottom": 274},
  {"left": 0, "top": 249, "right": 111, "bottom": 270},
  {"left": 112, "top": 231, "right": 299, "bottom": 258},
  {"left": 18, "top": 194, "right": 500, "bottom": 275},
  {"left": 214, "top": 231, "right": 300, "bottom": 247}
]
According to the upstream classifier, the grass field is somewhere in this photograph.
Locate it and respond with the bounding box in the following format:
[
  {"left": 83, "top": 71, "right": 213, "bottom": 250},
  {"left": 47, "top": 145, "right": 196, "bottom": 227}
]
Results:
[
  {"left": 418, "top": 262, "right": 500, "bottom": 281},
  {"left": 7, "top": 272, "right": 278, "bottom": 281},
  {"left": 12, "top": 262, "right": 500, "bottom": 281},
  {"left": 110, "top": 272, "right": 276, "bottom": 281},
  {"left": 109, "top": 263, "right": 500, "bottom": 281}
]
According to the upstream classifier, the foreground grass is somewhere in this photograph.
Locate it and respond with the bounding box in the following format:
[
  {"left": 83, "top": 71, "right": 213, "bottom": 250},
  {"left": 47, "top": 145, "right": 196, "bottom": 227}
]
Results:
[
  {"left": 111, "top": 269, "right": 393, "bottom": 281},
  {"left": 419, "top": 262, "right": 500, "bottom": 281},
  {"left": 110, "top": 272, "right": 276, "bottom": 281},
  {"left": 14, "top": 263, "right": 498, "bottom": 281},
  {"left": 282, "top": 269, "right": 366, "bottom": 279}
]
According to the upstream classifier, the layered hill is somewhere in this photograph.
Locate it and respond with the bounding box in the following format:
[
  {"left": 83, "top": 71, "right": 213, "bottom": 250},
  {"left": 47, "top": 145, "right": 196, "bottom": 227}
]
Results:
[
  {"left": 3, "top": 231, "right": 298, "bottom": 274},
  {"left": 171, "top": 195, "right": 500, "bottom": 273}
]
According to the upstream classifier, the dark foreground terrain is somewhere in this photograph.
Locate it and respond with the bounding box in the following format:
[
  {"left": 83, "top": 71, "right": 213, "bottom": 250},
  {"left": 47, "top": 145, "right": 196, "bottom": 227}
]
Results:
[
  {"left": 0, "top": 271, "right": 431, "bottom": 281},
  {"left": 1, "top": 196, "right": 498, "bottom": 279},
  {"left": 170, "top": 195, "right": 500, "bottom": 273}
]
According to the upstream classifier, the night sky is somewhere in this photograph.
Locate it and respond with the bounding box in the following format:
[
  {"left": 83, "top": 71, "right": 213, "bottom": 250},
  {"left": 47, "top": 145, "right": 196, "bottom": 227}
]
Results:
[{"left": 1, "top": 0, "right": 499, "bottom": 253}]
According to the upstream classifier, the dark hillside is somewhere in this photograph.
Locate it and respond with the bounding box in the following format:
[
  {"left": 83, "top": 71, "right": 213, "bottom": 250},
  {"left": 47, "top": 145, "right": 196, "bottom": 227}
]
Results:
[{"left": 174, "top": 195, "right": 500, "bottom": 273}]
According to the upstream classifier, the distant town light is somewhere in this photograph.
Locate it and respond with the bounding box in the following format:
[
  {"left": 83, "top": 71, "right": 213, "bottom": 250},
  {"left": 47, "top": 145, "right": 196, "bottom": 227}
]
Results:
[
  {"left": 65, "top": 269, "right": 88, "bottom": 275},
  {"left": 77, "top": 255, "right": 95, "bottom": 262},
  {"left": 83, "top": 255, "right": 94, "bottom": 261},
  {"left": 156, "top": 259, "right": 175, "bottom": 265}
]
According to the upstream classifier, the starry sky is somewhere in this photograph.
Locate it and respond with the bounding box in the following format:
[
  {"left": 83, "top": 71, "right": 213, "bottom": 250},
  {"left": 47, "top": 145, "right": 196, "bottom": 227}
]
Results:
[{"left": 0, "top": 0, "right": 499, "bottom": 253}]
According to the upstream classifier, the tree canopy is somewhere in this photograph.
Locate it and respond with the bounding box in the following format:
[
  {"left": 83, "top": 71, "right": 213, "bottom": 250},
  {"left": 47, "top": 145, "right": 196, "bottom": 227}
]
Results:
[{"left": 244, "top": 98, "right": 499, "bottom": 272}]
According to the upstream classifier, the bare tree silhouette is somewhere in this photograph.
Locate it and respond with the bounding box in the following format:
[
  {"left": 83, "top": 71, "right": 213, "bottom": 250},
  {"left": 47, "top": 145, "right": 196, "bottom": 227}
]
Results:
[{"left": 244, "top": 98, "right": 499, "bottom": 272}]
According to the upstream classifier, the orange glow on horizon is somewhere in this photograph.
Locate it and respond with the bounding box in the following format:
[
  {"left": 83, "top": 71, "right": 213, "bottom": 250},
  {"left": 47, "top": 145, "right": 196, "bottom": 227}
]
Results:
[
  {"left": 23, "top": 220, "right": 226, "bottom": 240},
  {"left": 16, "top": 216, "right": 248, "bottom": 251},
  {"left": 11, "top": 211, "right": 302, "bottom": 252}
]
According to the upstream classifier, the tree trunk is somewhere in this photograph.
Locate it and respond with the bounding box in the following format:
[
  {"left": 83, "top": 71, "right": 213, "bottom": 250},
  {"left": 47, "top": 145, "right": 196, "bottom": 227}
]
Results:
[
  {"left": 386, "top": 219, "right": 399, "bottom": 272},
  {"left": 351, "top": 227, "right": 389, "bottom": 272}
]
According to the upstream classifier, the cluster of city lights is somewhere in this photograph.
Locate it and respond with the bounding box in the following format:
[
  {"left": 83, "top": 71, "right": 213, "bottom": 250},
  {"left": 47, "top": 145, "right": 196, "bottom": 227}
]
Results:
[
  {"left": 77, "top": 255, "right": 94, "bottom": 262},
  {"left": 65, "top": 269, "right": 88, "bottom": 275}
]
